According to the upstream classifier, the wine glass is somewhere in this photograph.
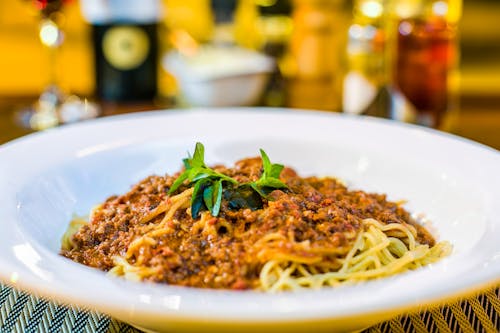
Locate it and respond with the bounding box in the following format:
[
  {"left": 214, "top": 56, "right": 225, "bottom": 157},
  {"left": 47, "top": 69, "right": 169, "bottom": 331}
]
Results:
[{"left": 17, "top": 0, "right": 99, "bottom": 131}]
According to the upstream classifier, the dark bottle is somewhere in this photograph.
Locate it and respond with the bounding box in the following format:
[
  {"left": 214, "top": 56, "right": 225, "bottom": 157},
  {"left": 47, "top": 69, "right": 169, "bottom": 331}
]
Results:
[
  {"left": 210, "top": 0, "right": 238, "bottom": 45},
  {"left": 254, "top": 0, "right": 292, "bottom": 107},
  {"left": 211, "top": 0, "right": 237, "bottom": 24},
  {"left": 92, "top": 23, "right": 158, "bottom": 101},
  {"left": 256, "top": 0, "right": 292, "bottom": 58},
  {"left": 81, "top": 0, "right": 161, "bottom": 102}
]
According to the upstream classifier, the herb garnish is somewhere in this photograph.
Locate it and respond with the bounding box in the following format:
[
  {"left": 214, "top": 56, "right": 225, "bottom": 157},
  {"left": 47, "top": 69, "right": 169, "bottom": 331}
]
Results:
[
  {"left": 249, "top": 149, "right": 288, "bottom": 197},
  {"left": 169, "top": 143, "right": 288, "bottom": 218},
  {"left": 168, "top": 142, "right": 238, "bottom": 218}
]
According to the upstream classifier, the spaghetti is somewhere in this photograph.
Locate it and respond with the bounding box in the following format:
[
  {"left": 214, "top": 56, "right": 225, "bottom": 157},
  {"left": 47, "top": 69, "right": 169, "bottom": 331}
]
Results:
[{"left": 61, "top": 154, "right": 451, "bottom": 291}]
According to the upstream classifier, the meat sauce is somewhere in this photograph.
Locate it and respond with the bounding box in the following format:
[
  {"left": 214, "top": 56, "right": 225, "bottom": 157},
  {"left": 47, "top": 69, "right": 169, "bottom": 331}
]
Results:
[{"left": 62, "top": 157, "right": 435, "bottom": 289}]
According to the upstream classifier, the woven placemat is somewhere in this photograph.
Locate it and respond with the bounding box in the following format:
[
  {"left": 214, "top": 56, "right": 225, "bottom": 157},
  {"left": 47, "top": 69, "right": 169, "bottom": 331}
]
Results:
[{"left": 0, "top": 283, "right": 498, "bottom": 333}]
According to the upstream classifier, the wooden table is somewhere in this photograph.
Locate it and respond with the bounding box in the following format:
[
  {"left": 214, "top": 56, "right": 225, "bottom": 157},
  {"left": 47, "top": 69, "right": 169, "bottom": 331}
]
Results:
[{"left": 1, "top": 94, "right": 499, "bottom": 150}]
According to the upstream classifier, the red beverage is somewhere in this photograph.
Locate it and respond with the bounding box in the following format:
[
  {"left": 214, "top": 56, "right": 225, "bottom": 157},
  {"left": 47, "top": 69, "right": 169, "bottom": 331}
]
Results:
[
  {"left": 395, "top": 17, "right": 457, "bottom": 128},
  {"left": 30, "top": 0, "right": 72, "bottom": 17}
]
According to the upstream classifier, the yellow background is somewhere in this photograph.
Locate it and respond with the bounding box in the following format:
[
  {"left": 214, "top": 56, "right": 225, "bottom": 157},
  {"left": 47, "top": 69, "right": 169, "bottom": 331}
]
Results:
[
  {"left": 0, "top": 1, "right": 92, "bottom": 95},
  {"left": 0, "top": 0, "right": 499, "bottom": 98}
]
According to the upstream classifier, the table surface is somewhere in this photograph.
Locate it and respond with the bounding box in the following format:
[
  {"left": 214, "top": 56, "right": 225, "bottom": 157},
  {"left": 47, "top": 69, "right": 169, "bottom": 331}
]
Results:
[
  {"left": 0, "top": 283, "right": 498, "bottom": 333},
  {"left": 1, "top": 94, "right": 500, "bottom": 150}
]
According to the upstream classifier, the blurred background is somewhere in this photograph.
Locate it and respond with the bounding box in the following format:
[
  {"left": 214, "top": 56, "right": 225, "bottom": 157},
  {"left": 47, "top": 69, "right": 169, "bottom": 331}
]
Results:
[{"left": 0, "top": 0, "right": 499, "bottom": 148}]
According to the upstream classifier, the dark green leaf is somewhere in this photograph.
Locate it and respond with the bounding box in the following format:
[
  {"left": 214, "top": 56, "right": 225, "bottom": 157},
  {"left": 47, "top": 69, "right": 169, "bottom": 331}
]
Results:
[
  {"left": 203, "top": 184, "right": 214, "bottom": 212},
  {"left": 212, "top": 179, "right": 223, "bottom": 216},
  {"left": 191, "top": 178, "right": 209, "bottom": 218},
  {"left": 225, "top": 184, "right": 263, "bottom": 210}
]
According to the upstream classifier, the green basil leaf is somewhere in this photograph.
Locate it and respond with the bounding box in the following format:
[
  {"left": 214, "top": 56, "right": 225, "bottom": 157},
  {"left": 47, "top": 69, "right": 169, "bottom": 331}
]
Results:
[
  {"left": 269, "top": 164, "right": 284, "bottom": 179},
  {"left": 192, "top": 171, "right": 212, "bottom": 182},
  {"left": 191, "top": 178, "right": 209, "bottom": 218},
  {"left": 182, "top": 157, "right": 191, "bottom": 170},
  {"left": 216, "top": 173, "right": 239, "bottom": 185},
  {"left": 212, "top": 179, "right": 223, "bottom": 216},
  {"left": 249, "top": 182, "right": 266, "bottom": 198},
  {"left": 259, "top": 149, "right": 272, "bottom": 177},
  {"left": 203, "top": 183, "right": 214, "bottom": 212},
  {"left": 257, "top": 178, "right": 287, "bottom": 189},
  {"left": 192, "top": 142, "right": 205, "bottom": 168},
  {"left": 168, "top": 171, "right": 189, "bottom": 194},
  {"left": 203, "top": 169, "right": 236, "bottom": 184},
  {"left": 171, "top": 144, "right": 289, "bottom": 217},
  {"left": 186, "top": 167, "right": 203, "bottom": 182}
]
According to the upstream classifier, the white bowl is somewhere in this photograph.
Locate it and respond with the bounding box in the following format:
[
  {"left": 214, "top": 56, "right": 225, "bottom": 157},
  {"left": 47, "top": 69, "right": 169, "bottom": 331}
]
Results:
[
  {"left": 175, "top": 72, "right": 270, "bottom": 107},
  {"left": 163, "top": 47, "right": 274, "bottom": 107},
  {"left": 0, "top": 108, "right": 499, "bottom": 333}
]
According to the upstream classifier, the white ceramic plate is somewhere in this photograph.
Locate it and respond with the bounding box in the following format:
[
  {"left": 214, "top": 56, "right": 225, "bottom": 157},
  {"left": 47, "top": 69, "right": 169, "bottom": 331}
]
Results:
[{"left": 0, "top": 108, "right": 499, "bottom": 333}]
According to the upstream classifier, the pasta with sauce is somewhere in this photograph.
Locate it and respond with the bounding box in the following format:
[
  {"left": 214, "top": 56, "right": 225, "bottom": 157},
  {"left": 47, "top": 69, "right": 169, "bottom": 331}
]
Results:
[{"left": 61, "top": 145, "right": 451, "bottom": 291}]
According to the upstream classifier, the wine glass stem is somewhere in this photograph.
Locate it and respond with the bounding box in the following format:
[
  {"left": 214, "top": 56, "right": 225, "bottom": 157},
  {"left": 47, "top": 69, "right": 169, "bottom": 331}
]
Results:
[
  {"left": 48, "top": 46, "right": 58, "bottom": 88},
  {"left": 39, "top": 18, "right": 62, "bottom": 92}
]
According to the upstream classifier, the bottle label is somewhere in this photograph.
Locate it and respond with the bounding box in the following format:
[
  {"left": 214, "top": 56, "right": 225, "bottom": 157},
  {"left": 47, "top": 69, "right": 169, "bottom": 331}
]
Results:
[{"left": 102, "top": 26, "right": 150, "bottom": 70}]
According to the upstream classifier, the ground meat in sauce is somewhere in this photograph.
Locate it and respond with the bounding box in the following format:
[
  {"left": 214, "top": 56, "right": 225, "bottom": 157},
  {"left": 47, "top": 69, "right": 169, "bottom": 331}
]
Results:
[{"left": 61, "top": 157, "right": 436, "bottom": 289}]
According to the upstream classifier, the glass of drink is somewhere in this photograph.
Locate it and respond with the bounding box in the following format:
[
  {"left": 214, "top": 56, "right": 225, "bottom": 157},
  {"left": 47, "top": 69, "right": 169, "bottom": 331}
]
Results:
[
  {"left": 393, "top": 0, "right": 461, "bottom": 130},
  {"left": 395, "top": 16, "right": 458, "bottom": 129},
  {"left": 17, "top": 0, "right": 99, "bottom": 131}
]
